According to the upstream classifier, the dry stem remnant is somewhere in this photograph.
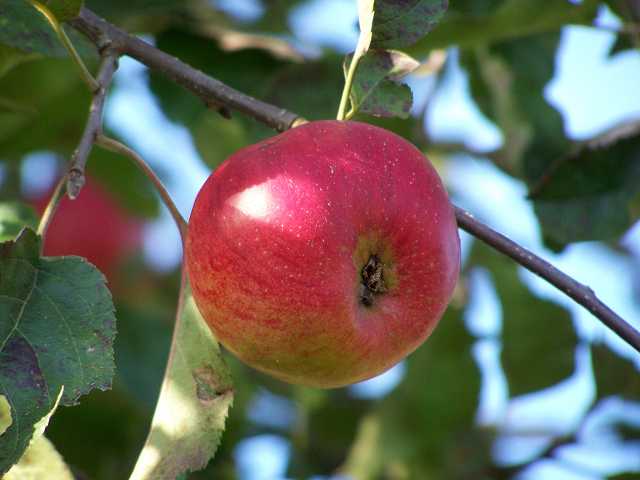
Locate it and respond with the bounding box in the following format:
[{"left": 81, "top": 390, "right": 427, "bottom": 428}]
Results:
[{"left": 360, "top": 254, "right": 388, "bottom": 307}]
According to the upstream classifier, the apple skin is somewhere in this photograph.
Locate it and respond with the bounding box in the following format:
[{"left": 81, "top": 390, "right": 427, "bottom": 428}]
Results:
[
  {"left": 33, "top": 177, "right": 142, "bottom": 280},
  {"left": 186, "top": 120, "right": 460, "bottom": 388}
]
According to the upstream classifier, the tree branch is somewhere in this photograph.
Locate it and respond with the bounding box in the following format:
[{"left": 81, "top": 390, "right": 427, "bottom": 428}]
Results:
[
  {"left": 69, "top": 8, "right": 640, "bottom": 353},
  {"left": 455, "top": 207, "right": 640, "bottom": 352},
  {"left": 70, "top": 8, "right": 301, "bottom": 131}
]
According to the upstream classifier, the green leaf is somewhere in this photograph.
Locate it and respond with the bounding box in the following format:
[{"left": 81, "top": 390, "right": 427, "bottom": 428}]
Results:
[
  {"left": 347, "top": 49, "right": 418, "bottom": 118},
  {"left": 0, "top": 44, "right": 40, "bottom": 79},
  {"left": 0, "top": 202, "right": 38, "bottom": 242},
  {"left": 471, "top": 243, "right": 576, "bottom": 396},
  {"left": 4, "top": 387, "right": 71, "bottom": 480},
  {"left": 530, "top": 122, "right": 640, "bottom": 244},
  {"left": 84, "top": 0, "right": 185, "bottom": 22},
  {"left": 341, "top": 306, "right": 485, "bottom": 478},
  {"left": 151, "top": 29, "right": 290, "bottom": 123},
  {"left": 371, "top": 0, "right": 449, "bottom": 49},
  {"left": 129, "top": 277, "right": 233, "bottom": 480},
  {"left": 0, "top": 228, "right": 116, "bottom": 474},
  {"left": 192, "top": 113, "right": 251, "bottom": 170},
  {"left": 463, "top": 32, "right": 569, "bottom": 179},
  {"left": 114, "top": 302, "right": 172, "bottom": 408},
  {"left": 41, "top": 0, "right": 83, "bottom": 22},
  {"left": 0, "top": 58, "right": 91, "bottom": 160},
  {"left": 0, "top": 0, "right": 93, "bottom": 57}
]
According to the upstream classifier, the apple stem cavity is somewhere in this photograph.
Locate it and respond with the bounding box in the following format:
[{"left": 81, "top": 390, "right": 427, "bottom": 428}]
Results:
[{"left": 359, "top": 254, "right": 388, "bottom": 307}]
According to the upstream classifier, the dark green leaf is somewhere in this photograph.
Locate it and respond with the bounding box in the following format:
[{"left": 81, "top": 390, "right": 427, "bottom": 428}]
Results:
[
  {"left": 371, "top": 0, "right": 448, "bottom": 49},
  {"left": 0, "top": 58, "right": 91, "bottom": 160},
  {"left": 0, "top": 44, "right": 40, "bottom": 79},
  {"left": 608, "top": 33, "right": 636, "bottom": 58},
  {"left": 530, "top": 122, "right": 640, "bottom": 243},
  {"left": 87, "top": 145, "right": 160, "bottom": 218},
  {"left": 592, "top": 344, "right": 640, "bottom": 401},
  {"left": 114, "top": 302, "right": 172, "bottom": 408},
  {"left": 471, "top": 243, "right": 576, "bottom": 396},
  {"left": 84, "top": 0, "right": 187, "bottom": 22},
  {"left": 151, "top": 29, "right": 289, "bottom": 124},
  {"left": 46, "top": 386, "right": 153, "bottom": 479},
  {"left": 262, "top": 56, "right": 344, "bottom": 121},
  {"left": 129, "top": 280, "right": 233, "bottom": 479},
  {"left": 609, "top": 474, "right": 640, "bottom": 480},
  {"left": 0, "top": 202, "right": 38, "bottom": 242},
  {"left": 356, "top": 80, "right": 412, "bottom": 118},
  {"left": 0, "top": 228, "right": 116, "bottom": 474},
  {"left": 0, "top": 0, "right": 94, "bottom": 57},
  {"left": 192, "top": 113, "right": 251, "bottom": 169},
  {"left": 341, "top": 306, "right": 485, "bottom": 478},
  {"left": 463, "top": 33, "right": 569, "bottom": 179},
  {"left": 42, "top": 0, "right": 83, "bottom": 21},
  {"left": 347, "top": 49, "right": 418, "bottom": 118},
  {"left": 409, "top": 0, "right": 599, "bottom": 53}
]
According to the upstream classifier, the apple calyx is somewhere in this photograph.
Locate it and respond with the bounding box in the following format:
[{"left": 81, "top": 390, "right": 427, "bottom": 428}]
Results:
[{"left": 359, "top": 254, "right": 388, "bottom": 307}]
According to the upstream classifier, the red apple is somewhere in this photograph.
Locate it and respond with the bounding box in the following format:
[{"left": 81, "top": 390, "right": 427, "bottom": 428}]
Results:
[
  {"left": 186, "top": 120, "right": 460, "bottom": 388},
  {"left": 32, "top": 177, "right": 142, "bottom": 281}
]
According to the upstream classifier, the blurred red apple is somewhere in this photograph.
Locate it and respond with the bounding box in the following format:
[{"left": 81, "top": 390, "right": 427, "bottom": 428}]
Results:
[
  {"left": 32, "top": 177, "right": 142, "bottom": 281},
  {"left": 186, "top": 120, "right": 460, "bottom": 388}
]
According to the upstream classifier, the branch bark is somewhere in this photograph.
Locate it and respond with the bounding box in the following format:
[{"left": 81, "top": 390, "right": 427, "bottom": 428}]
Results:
[
  {"left": 67, "top": 51, "right": 118, "bottom": 198},
  {"left": 69, "top": 8, "right": 640, "bottom": 353}
]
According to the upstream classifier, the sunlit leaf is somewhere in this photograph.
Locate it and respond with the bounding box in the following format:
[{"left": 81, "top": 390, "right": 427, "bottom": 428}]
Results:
[
  {"left": 4, "top": 435, "right": 74, "bottom": 480},
  {"left": 129, "top": 277, "right": 233, "bottom": 480},
  {"left": 0, "top": 202, "right": 38, "bottom": 242},
  {"left": 355, "top": 0, "right": 374, "bottom": 57}
]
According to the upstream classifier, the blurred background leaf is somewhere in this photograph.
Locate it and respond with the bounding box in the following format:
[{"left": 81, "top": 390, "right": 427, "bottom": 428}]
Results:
[{"left": 471, "top": 243, "right": 577, "bottom": 395}]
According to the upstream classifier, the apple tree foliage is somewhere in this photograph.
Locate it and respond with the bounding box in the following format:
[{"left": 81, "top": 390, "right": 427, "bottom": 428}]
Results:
[{"left": 0, "top": 0, "right": 639, "bottom": 478}]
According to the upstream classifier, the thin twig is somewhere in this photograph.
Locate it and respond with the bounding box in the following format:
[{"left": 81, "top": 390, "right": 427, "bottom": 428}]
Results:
[
  {"left": 96, "top": 135, "right": 188, "bottom": 243},
  {"left": 36, "top": 175, "right": 67, "bottom": 252},
  {"left": 68, "top": 7, "right": 640, "bottom": 353},
  {"left": 67, "top": 52, "right": 119, "bottom": 199},
  {"left": 455, "top": 206, "right": 640, "bottom": 353}
]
